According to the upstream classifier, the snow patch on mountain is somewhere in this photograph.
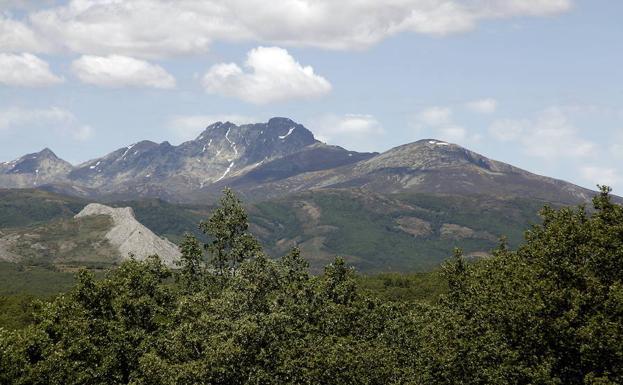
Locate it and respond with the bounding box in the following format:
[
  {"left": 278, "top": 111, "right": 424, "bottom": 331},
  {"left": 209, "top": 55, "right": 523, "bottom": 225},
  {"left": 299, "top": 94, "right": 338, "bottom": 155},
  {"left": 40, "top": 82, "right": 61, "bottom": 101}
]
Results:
[{"left": 279, "top": 127, "right": 295, "bottom": 139}]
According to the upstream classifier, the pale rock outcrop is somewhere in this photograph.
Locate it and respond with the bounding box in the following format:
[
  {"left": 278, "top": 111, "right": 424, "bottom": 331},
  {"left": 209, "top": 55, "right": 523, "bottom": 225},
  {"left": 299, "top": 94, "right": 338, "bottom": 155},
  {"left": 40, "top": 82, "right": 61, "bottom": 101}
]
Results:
[{"left": 75, "top": 203, "right": 180, "bottom": 267}]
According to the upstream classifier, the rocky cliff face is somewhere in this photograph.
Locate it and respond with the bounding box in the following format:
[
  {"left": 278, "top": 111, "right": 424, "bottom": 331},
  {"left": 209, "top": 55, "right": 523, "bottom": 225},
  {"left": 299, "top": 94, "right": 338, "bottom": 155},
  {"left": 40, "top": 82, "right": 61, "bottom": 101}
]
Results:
[
  {"left": 0, "top": 118, "right": 599, "bottom": 205},
  {"left": 0, "top": 202, "right": 180, "bottom": 268},
  {"left": 74, "top": 203, "right": 180, "bottom": 267},
  {"left": 68, "top": 118, "right": 318, "bottom": 188},
  {"left": 0, "top": 148, "right": 72, "bottom": 188}
]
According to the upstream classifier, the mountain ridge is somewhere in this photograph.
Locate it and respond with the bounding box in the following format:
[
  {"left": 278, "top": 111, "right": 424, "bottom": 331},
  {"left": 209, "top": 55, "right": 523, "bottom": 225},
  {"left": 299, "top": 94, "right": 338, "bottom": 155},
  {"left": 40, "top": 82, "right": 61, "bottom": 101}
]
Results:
[{"left": 0, "top": 117, "right": 603, "bottom": 205}]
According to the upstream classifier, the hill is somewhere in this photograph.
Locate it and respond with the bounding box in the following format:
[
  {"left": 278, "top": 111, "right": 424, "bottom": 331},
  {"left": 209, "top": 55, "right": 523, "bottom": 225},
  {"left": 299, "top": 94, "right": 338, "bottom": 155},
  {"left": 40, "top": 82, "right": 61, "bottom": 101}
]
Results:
[
  {"left": 0, "top": 188, "right": 549, "bottom": 272},
  {"left": 0, "top": 202, "right": 180, "bottom": 270}
]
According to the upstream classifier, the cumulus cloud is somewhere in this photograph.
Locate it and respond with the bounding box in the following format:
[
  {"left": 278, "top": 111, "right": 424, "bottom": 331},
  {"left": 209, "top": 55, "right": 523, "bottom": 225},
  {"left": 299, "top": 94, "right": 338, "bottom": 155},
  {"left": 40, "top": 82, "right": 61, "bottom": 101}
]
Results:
[
  {"left": 0, "top": 14, "right": 49, "bottom": 52},
  {"left": 168, "top": 114, "right": 259, "bottom": 143},
  {"left": 612, "top": 143, "right": 623, "bottom": 159},
  {"left": 7, "top": 0, "right": 572, "bottom": 57},
  {"left": 202, "top": 46, "right": 331, "bottom": 104},
  {"left": 466, "top": 98, "right": 497, "bottom": 114},
  {"left": 488, "top": 107, "right": 596, "bottom": 159},
  {"left": 489, "top": 119, "right": 526, "bottom": 141},
  {"left": 437, "top": 126, "right": 468, "bottom": 142},
  {"left": 0, "top": 106, "right": 93, "bottom": 141},
  {"left": 71, "top": 55, "right": 176, "bottom": 89},
  {"left": 411, "top": 106, "right": 480, "bottom": 144},
  {"left": 312, "top": 114, "right": 385, "bottom": 152},
  {"left": 417, "top": 107, "right": 453, "bottom": 126},
  {"left": 0, "top": 53, "right": 63, "bottom": 87}
]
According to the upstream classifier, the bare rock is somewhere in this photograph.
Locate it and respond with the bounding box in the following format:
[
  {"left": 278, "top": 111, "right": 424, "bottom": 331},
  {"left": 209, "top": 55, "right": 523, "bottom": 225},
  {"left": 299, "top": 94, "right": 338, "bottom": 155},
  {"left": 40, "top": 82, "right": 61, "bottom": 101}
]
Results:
[
  {"left": 75, "top": 203, "right": 180, "bottom": 267},
  {"left": 395, "top": 216, "right": 432, "bottom": 237}
]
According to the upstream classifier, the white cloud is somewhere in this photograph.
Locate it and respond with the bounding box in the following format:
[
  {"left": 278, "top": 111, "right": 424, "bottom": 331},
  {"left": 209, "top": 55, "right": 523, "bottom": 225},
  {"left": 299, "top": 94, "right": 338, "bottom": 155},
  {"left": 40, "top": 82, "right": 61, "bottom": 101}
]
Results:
[
  {"left": 64, "top": 124, "right": 94, "bottom": 141},
  {"left": 168, "top": 114, "right": 259, "bottom": 143},
  {"left": 0, "top": 53, "right": 63, "bottom": 87},
  {"left": 312, "top": 114, "right": 384, "bottom": 152},
  {"left": 437, "top": 126, "right": 468, "bottom": 142},
  {"left": 580, "top": 166, "right": 620, "bottom": 189},
  {"left": 13, "top": 0, "right": 572, "bottom": 57},
  {"left": 466, "top": 98, "right": 497, "bottom": 114},
  {"left": 489, "top": 107, "right": 596, "bottom": 159},
  {"left": 412, "top": 106, "right": 477, "bottom": 144},
  {"left": 417, "top": 106, "right": 453, "bottom": 126},
  {"left": 202, "top": 46, "right": 331, "bottom": 104},
  {"left": 0, "top": 106, "right": 93, "bottom": 141},
  {"left": 489, "top": 119, "right": 525, "bottom": 141},
  {"left": 611, "top": 143, "right": 623, "bottom": 159},
  {"left": 71, "top": 55, "right": 175, "bottom": 89},
  {"left": 0, "top": 14, "right": 49, "bottom": 52}
]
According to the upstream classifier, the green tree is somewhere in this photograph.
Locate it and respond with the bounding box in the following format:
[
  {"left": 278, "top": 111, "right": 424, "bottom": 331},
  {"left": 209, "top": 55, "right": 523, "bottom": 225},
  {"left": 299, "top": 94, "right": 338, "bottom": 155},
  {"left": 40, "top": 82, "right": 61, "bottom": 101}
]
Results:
[
  {"left": 176, "top": 233, "right": 204, "bottom": 293},
  {"left": 2, "top": 187, "right": 622, "bottom": 385},
  {"left": 199, "top": 188, "right": 262, "bottom": 277}
]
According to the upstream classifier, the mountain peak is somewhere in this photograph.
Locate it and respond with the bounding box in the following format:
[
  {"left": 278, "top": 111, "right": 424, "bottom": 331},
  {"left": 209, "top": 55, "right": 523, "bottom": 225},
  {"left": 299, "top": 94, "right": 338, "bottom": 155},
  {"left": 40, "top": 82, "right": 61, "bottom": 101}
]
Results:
[
  {"left": 0, "top": 147, "right": 72, "bottom": 186},
  {"left": 416, "top": 139, "right": 454, "bottom": 147},
  {"left": 267, "top": 117, "right": 296, "bottom": 125},
  {"left": 37, "top": 148, "right": 58, "bottom": 158}
]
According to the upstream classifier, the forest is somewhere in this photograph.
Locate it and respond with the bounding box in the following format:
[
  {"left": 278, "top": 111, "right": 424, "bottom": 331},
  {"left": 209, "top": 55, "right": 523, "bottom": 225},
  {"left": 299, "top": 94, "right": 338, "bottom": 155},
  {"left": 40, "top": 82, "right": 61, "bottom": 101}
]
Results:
[{"left": 1, "top": 187, "right": 622, "bottom": 385}]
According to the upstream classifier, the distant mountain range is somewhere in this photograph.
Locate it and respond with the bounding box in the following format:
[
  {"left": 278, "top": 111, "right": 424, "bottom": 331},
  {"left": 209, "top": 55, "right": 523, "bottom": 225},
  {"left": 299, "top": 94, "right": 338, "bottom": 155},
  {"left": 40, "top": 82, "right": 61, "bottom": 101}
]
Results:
[
  {"left": 0, "top": 117, "right": 611, "bottom": 272},
  {"left": 0, "top": 117, "right": 596, "bottom": 205}
]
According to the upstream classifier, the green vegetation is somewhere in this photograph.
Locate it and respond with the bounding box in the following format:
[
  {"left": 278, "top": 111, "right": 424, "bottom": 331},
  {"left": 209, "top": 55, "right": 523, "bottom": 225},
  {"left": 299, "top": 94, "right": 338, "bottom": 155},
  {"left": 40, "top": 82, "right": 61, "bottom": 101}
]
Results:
[
  {"left": 0, "top": 188, "right": 546, "bottom": 273},
  {"left": 0, "top": 295, "right": 39, "bottom": 331},
  {"left": 357, "top": 271, "right": 447, "bottom": 304},
  {"left": 2, "top": 215, "right": 119, "bottom": 268},
  {"left": 252, "top": 190, "right": 545, "bottom": 272},
  {"left": 0, "top": 189, "right": 85, "bottom": 228},
  {"left": 1, "top": 187, "right": 621, "bottom": 384},
  {"left": 0, "top": 262, "right": 77, "bottom": 296}
]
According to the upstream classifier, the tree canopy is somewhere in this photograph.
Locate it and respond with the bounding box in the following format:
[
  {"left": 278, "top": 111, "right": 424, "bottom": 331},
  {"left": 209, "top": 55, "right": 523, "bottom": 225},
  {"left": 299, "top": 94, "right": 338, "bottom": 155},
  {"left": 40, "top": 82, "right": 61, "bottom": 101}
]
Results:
[{"left": 1, "top": 187, "right": 622, "bottom": 384}]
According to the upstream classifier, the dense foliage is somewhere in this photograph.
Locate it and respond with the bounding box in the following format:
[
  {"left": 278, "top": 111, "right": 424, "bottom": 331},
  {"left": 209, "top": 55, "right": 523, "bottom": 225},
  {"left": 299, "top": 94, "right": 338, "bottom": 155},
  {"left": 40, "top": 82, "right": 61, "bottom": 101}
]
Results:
[{"left": 1, "top": 187, "right": 622, "bottom": 384}]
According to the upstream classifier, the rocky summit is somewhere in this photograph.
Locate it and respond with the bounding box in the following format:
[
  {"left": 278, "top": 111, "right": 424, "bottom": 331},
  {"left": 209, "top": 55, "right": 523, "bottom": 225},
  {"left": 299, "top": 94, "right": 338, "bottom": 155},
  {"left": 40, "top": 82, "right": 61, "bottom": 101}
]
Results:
[
  {"left": 0, "top": 117, "right": 597, "bottom": 205},
  {"left": 0, "top": 148, "right": 73, "bottom": 189}
]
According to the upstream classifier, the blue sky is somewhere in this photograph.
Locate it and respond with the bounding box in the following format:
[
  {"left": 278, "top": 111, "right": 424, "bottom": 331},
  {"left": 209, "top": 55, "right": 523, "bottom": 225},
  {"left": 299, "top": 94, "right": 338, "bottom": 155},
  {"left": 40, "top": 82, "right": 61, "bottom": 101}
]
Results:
[{"left": 0, "top": 0, "right": 622, "bottom": 193}]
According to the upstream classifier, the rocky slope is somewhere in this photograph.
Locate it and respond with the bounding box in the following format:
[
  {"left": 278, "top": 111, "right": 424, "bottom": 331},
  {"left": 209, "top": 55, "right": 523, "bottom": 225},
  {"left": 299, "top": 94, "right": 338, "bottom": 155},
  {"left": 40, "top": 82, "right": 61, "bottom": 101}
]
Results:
[
  {"left": 228, "top": 139, "right": 595, "bottom": 205},
  {"left": 0, "top": 202, "right": 180, "bottom": 268},
  {"left": 74, "top": 203, "right": 180, "bottom": 266},
  {"left": 0, "top": 118, "right": 599, "bottom": 205},
  {"left": 0, "top": 148, "right": 72, "bottom": 188}
]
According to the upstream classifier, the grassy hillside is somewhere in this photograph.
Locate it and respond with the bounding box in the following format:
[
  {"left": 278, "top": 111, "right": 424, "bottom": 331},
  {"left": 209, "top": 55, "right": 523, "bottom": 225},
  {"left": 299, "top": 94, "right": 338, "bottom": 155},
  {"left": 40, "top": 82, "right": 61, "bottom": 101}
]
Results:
[
  {"left": 0, "top": 189, "right": 86, "bottom": 227},
  {"left": 250, "top": 189, "right": 547, "bottom": 272},
  {"left": 0, "top": 215, "right": 119, "bottom": 268},
  {"left": 0, "top": 261, "right": 77, "bottom": 296},
  {"left": 0, "top": 188, "right": 550, "bottom": 273}
]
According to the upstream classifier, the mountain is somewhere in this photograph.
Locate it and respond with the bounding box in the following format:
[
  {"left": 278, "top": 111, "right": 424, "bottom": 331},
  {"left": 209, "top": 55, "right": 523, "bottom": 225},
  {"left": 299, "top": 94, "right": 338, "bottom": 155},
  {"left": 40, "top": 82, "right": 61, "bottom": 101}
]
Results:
[
  {"left": 0, "top": 202, "right": 180, "bottom": 269},
  {"left": 227, "top": 138, "right": 595, "bottom": 205},
  {"left": 63, "top": 117, "right": 374, "bottom": 201},
  {"left": 0, "top": 117, "right": 610, "bottom": 272},
  {"left": 0, "top": 148, "right": 72, "bottom": 189},
  {"left": 0, "top": 118, "right": 598, "bottom": 205}
]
